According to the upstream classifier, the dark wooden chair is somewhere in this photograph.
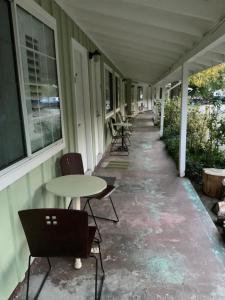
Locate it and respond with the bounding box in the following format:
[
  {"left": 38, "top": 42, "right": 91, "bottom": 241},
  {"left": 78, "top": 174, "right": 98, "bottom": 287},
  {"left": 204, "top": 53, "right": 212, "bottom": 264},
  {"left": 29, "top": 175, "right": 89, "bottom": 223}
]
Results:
[
  {"left": 60, "top": 153, "right": 119, "bottom": 242},
  {"left": 18, "top": 209, "right": 104, "bottom": 300}
]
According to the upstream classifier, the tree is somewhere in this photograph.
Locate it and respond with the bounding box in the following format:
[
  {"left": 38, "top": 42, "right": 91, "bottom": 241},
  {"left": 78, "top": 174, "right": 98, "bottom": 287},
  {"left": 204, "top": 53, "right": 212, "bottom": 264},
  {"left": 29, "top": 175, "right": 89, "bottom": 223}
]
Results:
[{"left": 189, "top": 63, "right": 225, "bottom": 101}]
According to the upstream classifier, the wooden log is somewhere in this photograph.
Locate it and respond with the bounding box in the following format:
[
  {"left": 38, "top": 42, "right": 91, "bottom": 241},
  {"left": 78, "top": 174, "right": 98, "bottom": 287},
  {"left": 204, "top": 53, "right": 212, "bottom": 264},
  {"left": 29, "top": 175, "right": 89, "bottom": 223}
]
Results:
[{"left": 202, "top": 168, "right": 225, "bottom": 198}]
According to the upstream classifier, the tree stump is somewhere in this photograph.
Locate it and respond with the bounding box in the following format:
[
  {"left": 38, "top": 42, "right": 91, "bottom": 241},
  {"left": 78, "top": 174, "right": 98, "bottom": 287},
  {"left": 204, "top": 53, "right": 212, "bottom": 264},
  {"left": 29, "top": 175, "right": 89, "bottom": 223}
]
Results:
[{"left": 203, "top": 168, "right": 225, "bottom": 198}]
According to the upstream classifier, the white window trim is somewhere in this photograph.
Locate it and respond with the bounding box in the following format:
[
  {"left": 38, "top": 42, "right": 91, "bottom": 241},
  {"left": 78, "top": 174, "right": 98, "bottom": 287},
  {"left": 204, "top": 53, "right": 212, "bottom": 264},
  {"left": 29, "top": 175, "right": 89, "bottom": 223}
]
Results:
[
  {"left": 114, "top": 72, "right": 121, "bottom": 110},
  {"left": 0, "top": 0, "right": 65, "bottom": 192},
  {"left": 104, "top": 63, "right": 114, "bottom": 119}
]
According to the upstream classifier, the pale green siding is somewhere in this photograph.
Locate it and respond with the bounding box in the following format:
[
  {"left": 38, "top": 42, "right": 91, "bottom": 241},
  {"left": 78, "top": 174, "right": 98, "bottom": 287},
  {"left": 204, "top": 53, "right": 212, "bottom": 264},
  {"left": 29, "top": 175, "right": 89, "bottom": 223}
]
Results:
[{"left": 0, "top": 1, "right": 123, "bottom": 299}]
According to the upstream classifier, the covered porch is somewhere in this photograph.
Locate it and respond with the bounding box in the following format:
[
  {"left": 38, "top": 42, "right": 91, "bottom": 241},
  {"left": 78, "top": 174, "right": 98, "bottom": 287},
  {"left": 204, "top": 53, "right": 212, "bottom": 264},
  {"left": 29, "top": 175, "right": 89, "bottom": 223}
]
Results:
[
  {"left": 2, "top": 0, "right": 225, "bottom": 299},
  {"left": 12, "top": 112, "right": 225, "bottom": 299}
]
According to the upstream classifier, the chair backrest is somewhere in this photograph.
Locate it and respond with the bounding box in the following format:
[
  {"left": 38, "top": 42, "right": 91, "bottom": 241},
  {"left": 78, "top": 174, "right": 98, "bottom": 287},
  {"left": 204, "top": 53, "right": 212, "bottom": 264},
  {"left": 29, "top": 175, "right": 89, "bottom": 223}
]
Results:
[
  {"left": 19, "top": 209, "right": 90, "bottom": 258},
  {"left": 110, "top": 118, "right": 118, "bottom": 136},
  {"left": 60, "top": 153, "right": 84, "bottom": 175},
  {"left": 117, "top": 111, "right": 123, "bottom": 123}
]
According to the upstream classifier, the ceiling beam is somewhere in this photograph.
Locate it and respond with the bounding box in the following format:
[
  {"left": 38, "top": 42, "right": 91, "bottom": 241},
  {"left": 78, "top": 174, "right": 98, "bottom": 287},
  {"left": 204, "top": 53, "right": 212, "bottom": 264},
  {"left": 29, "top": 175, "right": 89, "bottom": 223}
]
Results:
[
  {"left": 91, "top": 31, "right": 185, "bottom": 55},
  {"left": 203, "top": 51, "right": 225, "bottom": 64},
  {"left": 157, "top": 16, "right": 225, "bottom": 84},
  {"left": 102, "top": 45, "right": 176, "bottom": 65},
  {"left": 66, "top": 2, "right": 206, "bottom": 37},
  {"left": 75, "top": 10, "right": 197, "bottom": 48},
  {"left": 109, "top": 53, "right": 170, "bottom": 68},
  {"left": 90, "top": 36, "right": 181, "bottom": 61},
  {"left": 123, "top": 0, "right": 225, "bottom": 22}
]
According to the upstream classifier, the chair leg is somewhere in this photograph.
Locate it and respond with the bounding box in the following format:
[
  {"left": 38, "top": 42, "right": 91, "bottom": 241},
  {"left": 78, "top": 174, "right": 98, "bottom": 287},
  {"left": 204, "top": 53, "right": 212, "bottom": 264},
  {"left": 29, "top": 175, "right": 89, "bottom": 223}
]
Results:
[
  {"left": 109, "top": 195, "right": 119, "bottom": 223},
  {"left": 26, "top": 255, "right": 32, "bottom": 300},
  {"left": 90, "top": 243, "right": 105, "bottom": 300},
  {"left": 83, "top": 199, "right": 88, "bottom": 211},
  {"left": 88, "top": 196, "right": 119, "bottom": 223},
  {"left": 67, "top": 199, "right": 73, "bottom": 209},
  {"left": 90, "top": 255, "right": 98, "bottom": 300},
  {"left": 97, "top": 241, "right": 105, "bottom": 278},
  {"left": 88, "top": 200, "right": 102, "bottom": 243},
  {"left": 26, "top": 256, "right": 51, "bottom": 300}
]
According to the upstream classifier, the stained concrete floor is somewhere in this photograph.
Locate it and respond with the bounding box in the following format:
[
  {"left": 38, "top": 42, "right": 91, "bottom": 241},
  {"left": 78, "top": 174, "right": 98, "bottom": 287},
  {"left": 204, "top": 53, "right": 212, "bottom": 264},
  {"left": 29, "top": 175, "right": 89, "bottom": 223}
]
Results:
[{"left": 13, "top": 111, "right": 225, "bottom": 300}]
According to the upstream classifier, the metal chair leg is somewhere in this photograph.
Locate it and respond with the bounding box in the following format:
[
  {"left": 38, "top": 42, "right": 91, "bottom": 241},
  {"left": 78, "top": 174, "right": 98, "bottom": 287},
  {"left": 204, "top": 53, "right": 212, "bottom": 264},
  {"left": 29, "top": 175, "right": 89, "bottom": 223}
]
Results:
[
  {"left": 67, "top": 199, "right": 73, "bottom": 209},
  {"left": 97, "top": 241, "right": 105, "bottom": 278},
  {"left": 26, "top": 255, "right": 32, "bottom": 300},
  {"left": 88, "top": 196, "right": 119, "bottom": 223},
  {"left": 83, "top": 199, "right": 88, "bottom": 211},
  {"left": 88, "top": 200, "right": 102, "bottom": 243},
  {"left": 26, "top": 256, "right": 51, "bottom": 300},
  {"left": 109, "top": 195, "right": 119, "bottom": 223},
  {"left": 90, "top": 255, "right": 98, "bottom": 300}
]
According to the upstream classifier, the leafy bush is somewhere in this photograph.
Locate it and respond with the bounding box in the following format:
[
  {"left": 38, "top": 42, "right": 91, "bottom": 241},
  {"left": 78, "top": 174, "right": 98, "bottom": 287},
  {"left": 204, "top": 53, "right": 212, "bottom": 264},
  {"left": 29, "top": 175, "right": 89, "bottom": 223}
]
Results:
[{"left": 162, "top": 98, "right": 225, "bottom": 182}]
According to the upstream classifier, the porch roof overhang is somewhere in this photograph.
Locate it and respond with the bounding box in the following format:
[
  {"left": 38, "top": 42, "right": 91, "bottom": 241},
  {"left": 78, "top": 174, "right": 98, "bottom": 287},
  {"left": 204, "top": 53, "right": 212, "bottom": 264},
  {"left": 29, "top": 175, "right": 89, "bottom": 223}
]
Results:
[{"left": 55, "top": 0, "right": 225, "bottom": 85}]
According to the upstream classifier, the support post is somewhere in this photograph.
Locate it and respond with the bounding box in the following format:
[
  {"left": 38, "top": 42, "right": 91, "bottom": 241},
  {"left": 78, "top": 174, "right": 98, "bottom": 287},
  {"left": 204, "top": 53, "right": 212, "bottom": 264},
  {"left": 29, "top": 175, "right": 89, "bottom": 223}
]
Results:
[
  {"left": 160, "top": 87, "right": 165, "bottom": 138},
  {"left": 179, "top": 64, "right": 189, "bottom": 177},
  {"left": 126, "top": 79, "right": 132, "bottom": 115}
]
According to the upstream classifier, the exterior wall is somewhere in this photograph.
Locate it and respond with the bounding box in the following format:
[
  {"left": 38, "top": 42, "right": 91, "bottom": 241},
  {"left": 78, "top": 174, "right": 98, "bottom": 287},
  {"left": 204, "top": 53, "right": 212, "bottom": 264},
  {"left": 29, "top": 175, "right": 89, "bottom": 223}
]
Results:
[{"left": 0, "top": 1, "right": 123, "bottom": 299}]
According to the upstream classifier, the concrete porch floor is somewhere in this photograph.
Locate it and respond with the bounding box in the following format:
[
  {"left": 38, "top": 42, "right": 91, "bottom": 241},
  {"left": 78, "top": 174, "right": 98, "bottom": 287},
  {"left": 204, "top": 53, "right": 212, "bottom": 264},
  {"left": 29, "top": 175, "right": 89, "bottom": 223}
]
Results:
[{"left": 13, "top": 111, "right": 225, "bottom": 300}]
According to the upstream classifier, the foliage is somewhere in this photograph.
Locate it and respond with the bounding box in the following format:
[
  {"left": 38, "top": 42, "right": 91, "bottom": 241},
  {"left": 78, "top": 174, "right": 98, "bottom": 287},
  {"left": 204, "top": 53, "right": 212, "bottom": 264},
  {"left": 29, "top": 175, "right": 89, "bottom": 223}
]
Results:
[
  {"left": 162, "top": 98, "right": 225, "bottom": 182},
  {"left": 189, "top": 63, "right": 225, "bottom": 101}
]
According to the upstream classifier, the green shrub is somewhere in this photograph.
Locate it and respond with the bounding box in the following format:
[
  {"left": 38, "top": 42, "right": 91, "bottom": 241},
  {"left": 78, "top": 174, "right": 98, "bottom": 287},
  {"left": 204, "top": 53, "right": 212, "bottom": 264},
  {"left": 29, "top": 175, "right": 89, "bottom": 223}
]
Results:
[{"left": 162, "top": 98, "right": 225, "bottom": 183}]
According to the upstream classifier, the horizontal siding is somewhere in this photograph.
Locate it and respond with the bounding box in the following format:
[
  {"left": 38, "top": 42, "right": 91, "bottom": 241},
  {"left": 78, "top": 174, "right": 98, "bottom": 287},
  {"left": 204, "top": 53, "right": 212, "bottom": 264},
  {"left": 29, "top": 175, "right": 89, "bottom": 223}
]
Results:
[{"left": 0, "top": 0, "right": 124, "bottom": 299}]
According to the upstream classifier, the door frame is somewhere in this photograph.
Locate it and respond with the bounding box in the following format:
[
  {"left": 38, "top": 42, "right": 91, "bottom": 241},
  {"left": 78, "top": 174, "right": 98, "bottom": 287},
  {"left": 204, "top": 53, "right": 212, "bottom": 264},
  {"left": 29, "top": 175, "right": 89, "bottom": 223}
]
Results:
[
  {"left": 90, "top": 58, "right": 104, "bottom": 165},
  {"left": 71, "top": 38, "right": 94, "bottom": 172}
]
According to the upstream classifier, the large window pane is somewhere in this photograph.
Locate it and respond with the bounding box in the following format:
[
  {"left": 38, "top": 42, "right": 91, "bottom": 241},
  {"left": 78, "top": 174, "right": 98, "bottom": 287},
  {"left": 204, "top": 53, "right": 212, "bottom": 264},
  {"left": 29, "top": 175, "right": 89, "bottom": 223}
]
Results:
[
  {"left": 17, "top": 6, "right": 62, "bottom": 153},
  {"left": 0, "top": 0, "right": 26, "bottom": 170}
]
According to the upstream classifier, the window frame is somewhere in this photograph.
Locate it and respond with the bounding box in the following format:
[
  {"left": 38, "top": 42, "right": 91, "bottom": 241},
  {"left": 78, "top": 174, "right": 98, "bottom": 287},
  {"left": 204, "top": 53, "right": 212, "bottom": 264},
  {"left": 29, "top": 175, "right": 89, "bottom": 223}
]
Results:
[
  {"left": 114, "top": 72, "right": 121, "bottom": 112},
  {"left": 0, "top": 0, "right": 65, "bottom": 191},
  {"left": 104, "top": 63, "right": 114, "bottom": 119}
]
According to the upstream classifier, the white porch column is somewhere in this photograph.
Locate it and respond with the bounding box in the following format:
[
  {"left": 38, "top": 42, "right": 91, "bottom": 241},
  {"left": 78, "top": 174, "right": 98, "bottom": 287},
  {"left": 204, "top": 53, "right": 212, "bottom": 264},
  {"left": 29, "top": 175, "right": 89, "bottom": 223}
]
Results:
[
  {"left": 179, "top": 64, "right": 189, "bottom": 177},
  {"left": 160, "top": 87, "right": 165, "bottom": 137}
]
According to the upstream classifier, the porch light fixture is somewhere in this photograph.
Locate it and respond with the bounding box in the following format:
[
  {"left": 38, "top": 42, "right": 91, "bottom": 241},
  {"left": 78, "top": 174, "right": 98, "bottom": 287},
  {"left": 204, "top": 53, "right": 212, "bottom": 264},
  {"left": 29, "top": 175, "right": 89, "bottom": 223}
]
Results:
[{"left": 89, "top": 49, "right": 101, "bottom": 60}]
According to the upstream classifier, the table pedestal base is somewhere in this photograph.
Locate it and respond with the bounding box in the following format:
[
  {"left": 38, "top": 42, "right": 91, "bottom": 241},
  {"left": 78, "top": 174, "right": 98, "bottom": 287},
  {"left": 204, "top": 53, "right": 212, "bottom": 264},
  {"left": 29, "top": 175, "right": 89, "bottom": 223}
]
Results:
[
  {"left": 74, "top": 258, "right": 82, "bottom": 269},
  {"left": 67, "top": 196, "right": 83, "bottom": 269}
]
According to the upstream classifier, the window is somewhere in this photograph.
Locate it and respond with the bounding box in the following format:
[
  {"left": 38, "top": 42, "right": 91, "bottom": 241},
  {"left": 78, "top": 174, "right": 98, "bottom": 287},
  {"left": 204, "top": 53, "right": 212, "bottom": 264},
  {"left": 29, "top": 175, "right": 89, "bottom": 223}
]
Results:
[
  {"left": 17, "top": 5, "right": 62, "bottom": 153},
  {"left": 105, "top": 67, "right": 113, "bottom": 114},
  {"left": 0, "top": 0, "right": 63, "bottom": 190},
  {"left": 0, "top": 0, "right": 26, "bottom": 171},
  {"left": 115, "top": 75, "right": 120, "bottom": 109},
  {"left": 137, "top": 86, "right": 143, "bottom": 101}
]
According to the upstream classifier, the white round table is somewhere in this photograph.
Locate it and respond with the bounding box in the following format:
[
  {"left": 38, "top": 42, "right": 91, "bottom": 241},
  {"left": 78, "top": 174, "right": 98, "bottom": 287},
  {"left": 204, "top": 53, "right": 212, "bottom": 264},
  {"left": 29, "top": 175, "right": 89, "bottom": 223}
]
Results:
[{"left": 46, "top": 175, "right": 107, "bottom": 269}]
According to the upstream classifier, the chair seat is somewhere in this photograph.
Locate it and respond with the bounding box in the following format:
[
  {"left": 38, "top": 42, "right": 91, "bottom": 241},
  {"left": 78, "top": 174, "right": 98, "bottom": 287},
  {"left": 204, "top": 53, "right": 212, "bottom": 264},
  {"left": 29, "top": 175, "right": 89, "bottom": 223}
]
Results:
[
  {"left": 88, "top": 185, "right": 116, "bottom": 199},
  {"left": 96, "top": 176, "right": 116, "bottom": 186}
]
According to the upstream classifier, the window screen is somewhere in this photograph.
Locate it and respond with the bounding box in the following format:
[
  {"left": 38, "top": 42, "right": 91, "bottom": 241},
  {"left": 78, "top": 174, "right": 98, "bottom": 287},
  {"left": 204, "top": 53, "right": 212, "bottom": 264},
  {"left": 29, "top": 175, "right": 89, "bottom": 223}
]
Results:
[{"left": 0, "top": 0, "right": 26, "bottom": 171}]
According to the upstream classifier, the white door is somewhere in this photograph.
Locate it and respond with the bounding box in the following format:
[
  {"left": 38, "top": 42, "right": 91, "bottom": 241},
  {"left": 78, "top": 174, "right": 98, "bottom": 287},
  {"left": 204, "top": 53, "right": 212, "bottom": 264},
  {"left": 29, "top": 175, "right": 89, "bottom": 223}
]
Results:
[
  {"left": 72, "top": 40, "right": 94, "bottom": 172},
  {"left": 91, "top": 59, "right": 104, "bottom": 164}
]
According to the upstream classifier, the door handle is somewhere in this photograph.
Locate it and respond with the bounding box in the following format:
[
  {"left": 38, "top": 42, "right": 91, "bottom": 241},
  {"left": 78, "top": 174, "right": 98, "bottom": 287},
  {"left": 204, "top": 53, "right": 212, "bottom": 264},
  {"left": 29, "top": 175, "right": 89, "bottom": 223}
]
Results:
[{"left": 78, "top": 123, "right": 82, "bottom": 127}]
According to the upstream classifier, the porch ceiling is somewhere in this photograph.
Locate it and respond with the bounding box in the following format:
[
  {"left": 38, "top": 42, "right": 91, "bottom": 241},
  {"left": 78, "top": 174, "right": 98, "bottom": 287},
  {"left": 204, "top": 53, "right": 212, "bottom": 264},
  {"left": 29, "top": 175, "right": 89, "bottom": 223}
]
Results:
[{"left": 56, "top": 0, "right": 225, "bottom": 84}]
